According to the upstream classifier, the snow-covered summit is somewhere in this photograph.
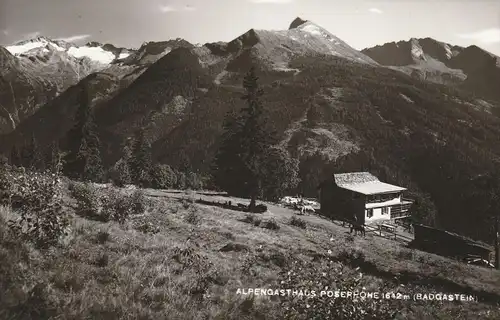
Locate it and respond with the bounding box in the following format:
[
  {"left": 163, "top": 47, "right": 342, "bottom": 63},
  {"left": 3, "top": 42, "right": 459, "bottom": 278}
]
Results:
[
  {"left": 5, "top": 36, "right": 131, "bottom": 65},
  {"left": 5, "top": 37, "right": 65, "bottom": 55}
]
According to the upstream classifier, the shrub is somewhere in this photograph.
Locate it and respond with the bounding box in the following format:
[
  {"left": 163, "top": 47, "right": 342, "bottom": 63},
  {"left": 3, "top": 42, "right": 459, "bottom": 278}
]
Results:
[
  {"left": 0, "top": 163, "right": 13, "bottom": 206},
  {"left": 72, "top": 185, "right": 148, "bottom": 224},
  {"left": 101, "top": 189, "right": 133, "bottom": 224},
  {"left": 253, "top": 203, "right": 268, "bottom": 213},
  {"left": 134, "top": 220, "right": 160, "bottom": 234},
  {"left": 6, "top": 168, "right": 71, "bottom": 248},
  {"left": 70, "top": 182, "right": 102, "bottom": 221},
  {"left": 96, "top": 230, "right": 110, "bottom": 244},
  {"left": 5, "top": 282, "right": 59, "bottom": 319},
  {"left": 279, "top": 258, "right": 397, "bottom": 320},
  {"left": 243, "top": 214, "right": 255, "bottom": 224},
  {"left": 290, "top": 216, "right": 307, "bottom": 229},
  {"left": 185, "top": 171, "right": 204, "bottom": 190},
  {"left": 130, "top": 189, "right": 147, "bottom": 215},
  {"left": 108, "top": 159, "right": 131, "bottom": 187},
  {"left": 337, "top": 248, "right": 366, "bottom": 264},
  {"left": 345, "top": 234, "right": 355, "bottom": 243},
  {"left": 185, "top": 206, "right": 201, "bottom": 225},
  {"left": 151, "top": 164, "right": 177, "bottom": 189},
  {"left": 263, "top": 218, "right": 280, "bottom": 230},
  {"left": 181, "top": 191, "right": 195, "bottom": 209},
  {"left": 175, "top": 171, "right": 187, "bottom": 190},
  {"left": 95, "top": 252, "right": 109, "bottom": 267}
]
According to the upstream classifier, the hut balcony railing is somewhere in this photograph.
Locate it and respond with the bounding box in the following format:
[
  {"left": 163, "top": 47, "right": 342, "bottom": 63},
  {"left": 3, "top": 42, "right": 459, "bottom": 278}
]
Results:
[{"left": 390, "top": 201, "right": 412, "bottom": 219}]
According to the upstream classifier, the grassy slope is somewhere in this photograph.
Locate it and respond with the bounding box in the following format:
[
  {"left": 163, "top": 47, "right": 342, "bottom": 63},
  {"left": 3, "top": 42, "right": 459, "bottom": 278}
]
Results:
[{"left": 1, "top": 185, "right": 500, "bottom": 320}]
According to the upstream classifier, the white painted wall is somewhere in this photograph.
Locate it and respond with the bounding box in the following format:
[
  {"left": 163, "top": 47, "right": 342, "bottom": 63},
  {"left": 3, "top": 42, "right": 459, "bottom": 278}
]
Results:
[{"left": 365, "top": 206, "right": 391, "bottom": 223}]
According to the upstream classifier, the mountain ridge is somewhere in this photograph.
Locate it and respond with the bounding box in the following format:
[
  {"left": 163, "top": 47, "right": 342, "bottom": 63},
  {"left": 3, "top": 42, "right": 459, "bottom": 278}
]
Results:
[
  {"left": 0, "top": 36, "right": 198, "bottom": 134},
  {"left": 362, "top": 37, "right": 500, "bottom": 100}
]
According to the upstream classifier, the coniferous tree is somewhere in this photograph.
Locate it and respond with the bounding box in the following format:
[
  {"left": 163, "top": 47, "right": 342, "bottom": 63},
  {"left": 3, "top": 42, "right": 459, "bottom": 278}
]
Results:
[
  {"left": 64, "top": 86, "right": 90, "bottom": 178},
  {"left": 9, "top": 145, "right": 22, "bottom": 167},
  {"left": 110, "top": 140, "right": 132, "bottom": 187},
  {"left": 63, "top": 85, "right": 103, "bottom": 181},
  {"left": 22, "top": 134, "right": 44, "bottom": 171},
  {"left": 20, "top": 143, "right": 31, "bottom": 168},
  {"left": 81, "top": 125, "right": 104, "bottom": 182},
  {"left": 213, "top": 66, "right": 284, "bottom": 211},
  {"left": 178, "top": 151, "right": 192, "bottom": 174},
  {"left": 130, "top": 129, "right": 152, "bottom": 188},
  {"left": 151, "top": 164, "right": 177, "bottom": 189},
  {"left": 263, "top": 147, "right": 300, "bottom": 201},
  {"left": 46, "top": 141, "right": 62, "bottom": 173}
]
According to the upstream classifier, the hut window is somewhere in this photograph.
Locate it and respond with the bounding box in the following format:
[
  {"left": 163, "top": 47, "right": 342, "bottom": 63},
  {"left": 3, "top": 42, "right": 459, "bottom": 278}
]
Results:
[
  {"left": 367, "top": 209, "right": 373, "bottom": 218},
  {"left": 382, "top": 207, "right": 388, "bottom": 215}
]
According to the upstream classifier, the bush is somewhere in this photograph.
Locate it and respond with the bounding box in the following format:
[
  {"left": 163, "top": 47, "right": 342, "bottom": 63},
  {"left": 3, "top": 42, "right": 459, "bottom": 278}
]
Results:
[
  {"left": 290, "top": 216, "right": 307, "bottom": 229},
  {"left": 263, "top": 218, "right": 280, "bottom": 230},
  {"left": 130, "top": 189, "right": 147, "bottom": 215},
  {"left": 108, "top": 159, "right": 131, "bottom": 187},
  {"left": 70, "top": 182, "right": 102, "bottom": 221},
  {"left": 181, "top": 190, "right": 195, "bottom": 209},
  {"left": 185, "top": 171, "right": 203, "bottom": 190},
  {"left": 134, "top": 220, "right": 161, "bottom": 234},
  {"left": 253, "top": 204, "right": 268, "bottom": 213},
  {"left": 101, "top": 189, "right": 133, "bottom": 224},
  {"left": 5, "top": 168, "right": 71, "bottom": 248},
  {"left": 151, "top": 164, "right": 177, "bottom": 189},
  {"left": 0, "top": 163, "right": 13, "bottom": 206},
  {"left": 243, "top": 214, "right": 255, "bottom": 224},
  {"left": 279, "top": 258, "right": 397, "bottom": 320},
  {"left": 96, "top": 230, "right": 110, "bottom": 244},
  {"left": 185, "top": 206, "right": 201, "bottom": 225},
  {"left": 175, "top": 171, "right": 187, "bottom": 190},
  {"left": 70, "top": 182, "right": 148, "bottom": 224}
]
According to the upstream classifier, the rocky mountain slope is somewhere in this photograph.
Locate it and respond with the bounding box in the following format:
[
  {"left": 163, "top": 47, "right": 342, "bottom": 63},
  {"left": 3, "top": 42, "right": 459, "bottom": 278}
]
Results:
[
  {"left": 0, "top": 37, "right": 194, "bottom": 134},
  {"left": 362, "top": 38, "right": 500, "bottom": 101},
  {"left": 2, "top": 18, "right": 500, "bottom": 245}
]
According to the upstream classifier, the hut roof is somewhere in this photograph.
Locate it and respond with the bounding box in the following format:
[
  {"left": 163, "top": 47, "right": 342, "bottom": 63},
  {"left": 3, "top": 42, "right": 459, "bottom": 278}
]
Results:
[{"left": 333, "top": 172, "right": 406, "bottom": 195}]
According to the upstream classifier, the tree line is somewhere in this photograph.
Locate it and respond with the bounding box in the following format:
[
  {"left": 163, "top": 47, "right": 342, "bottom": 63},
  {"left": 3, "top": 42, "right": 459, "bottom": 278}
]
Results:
[
  {"left": 5, "top": 67, "right": 300, "bottom": 206},
  {"left": 6, "top": 86, "right": 206, "bottom": 191}
]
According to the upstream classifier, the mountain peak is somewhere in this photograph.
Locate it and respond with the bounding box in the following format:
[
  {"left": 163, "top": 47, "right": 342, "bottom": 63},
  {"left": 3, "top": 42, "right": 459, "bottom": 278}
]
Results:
[
  {"left": 289, "top": 17, "right": 308, "bottom": 30},
  {"left": 85, "top": 41, "right": 103, "bottom": 48},
  {"left": 14, "top": 36, "right": 52, "bottom": 45}
]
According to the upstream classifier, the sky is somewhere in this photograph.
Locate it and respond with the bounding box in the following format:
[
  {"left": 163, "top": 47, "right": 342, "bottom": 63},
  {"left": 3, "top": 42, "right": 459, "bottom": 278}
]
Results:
[{"left": 0, "top": 0, "right": 499, "bottom": 56}]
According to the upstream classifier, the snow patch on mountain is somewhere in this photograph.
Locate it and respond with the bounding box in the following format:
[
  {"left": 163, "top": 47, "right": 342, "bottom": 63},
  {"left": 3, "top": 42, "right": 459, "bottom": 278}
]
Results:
[
  {"left": 301, "top": 23, "right": 323, "bottom": 36},
  {"left": 6, "top": 39, "right": 48, "bottom": 55},
  {"left": 67, "top": 46, "right": 116, "bottom": 64},
  {"left": 444, "top": 44, "right": 452, "bottom": 59},
  {"left": 118, "top": 52, "right": 130, "bottom": 59}
]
